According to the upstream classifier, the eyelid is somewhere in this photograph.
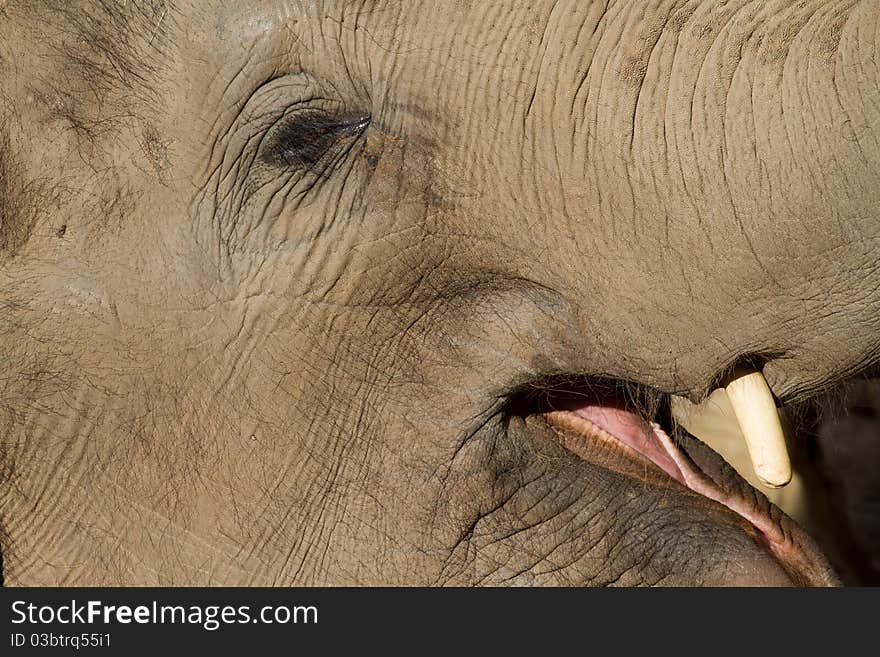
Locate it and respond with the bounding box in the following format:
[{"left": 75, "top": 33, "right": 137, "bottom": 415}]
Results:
[{"left": 261, "top": 108, "right": 371, "bottom": 169}]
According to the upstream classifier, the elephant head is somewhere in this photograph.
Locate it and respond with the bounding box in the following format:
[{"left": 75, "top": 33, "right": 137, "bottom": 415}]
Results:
[{"left": 1, "top": 0, "right": 879, "bottom": 586}]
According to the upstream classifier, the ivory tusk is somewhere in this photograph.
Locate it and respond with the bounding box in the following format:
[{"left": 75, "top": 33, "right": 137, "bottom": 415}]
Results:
[{"left": 724, "top": 371, "right": 791, "bottom": 488}]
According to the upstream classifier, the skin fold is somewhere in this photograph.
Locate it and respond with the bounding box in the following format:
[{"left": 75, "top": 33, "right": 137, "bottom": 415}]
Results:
[{"left": 0, "top": 0, "right": 878, "bottom": 585}]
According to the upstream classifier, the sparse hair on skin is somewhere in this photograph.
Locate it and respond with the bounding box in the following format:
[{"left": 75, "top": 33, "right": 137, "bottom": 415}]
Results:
[
  {"left": 0, "top": 0, "right": 176, "bottom": 253},
  {"left": 0, "top": 130, "right": 49, "bottom": 258},
  {"left": 4, "top": 0, "right": 174, "bottom": 143}
]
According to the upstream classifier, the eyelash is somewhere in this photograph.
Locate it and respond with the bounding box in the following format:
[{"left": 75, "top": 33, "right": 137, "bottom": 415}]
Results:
[{"left": 261, "top": 109, "right": 371, "bottom": 171}]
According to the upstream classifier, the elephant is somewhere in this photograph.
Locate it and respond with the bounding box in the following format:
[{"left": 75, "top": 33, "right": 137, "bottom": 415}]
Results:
[{"left": 1, "top": 0, "right": 879, "bottom": 586}]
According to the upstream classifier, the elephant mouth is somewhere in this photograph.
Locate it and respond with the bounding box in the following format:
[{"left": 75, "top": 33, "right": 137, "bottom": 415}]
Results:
[{"left": 515, "top": 381, "right": 840, "bottom": 586}]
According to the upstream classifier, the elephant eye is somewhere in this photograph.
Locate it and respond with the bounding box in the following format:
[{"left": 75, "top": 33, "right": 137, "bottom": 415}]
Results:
[{"left": 263, "top": 109, "right": 371, "bottom": 170}]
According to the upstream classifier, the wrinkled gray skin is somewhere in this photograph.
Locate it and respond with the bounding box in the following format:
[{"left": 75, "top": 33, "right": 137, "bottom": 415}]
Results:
[{"left": 1, "top": 0, "right": 879, "bottom": 585}]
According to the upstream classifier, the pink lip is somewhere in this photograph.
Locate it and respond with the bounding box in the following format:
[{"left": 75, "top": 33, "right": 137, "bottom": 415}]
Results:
[
  {"left": 568, "top": 403, "right": 686, "bottom": 485},
  {"left": 542, "top": 402, "right": 838, "bottom": 586}
]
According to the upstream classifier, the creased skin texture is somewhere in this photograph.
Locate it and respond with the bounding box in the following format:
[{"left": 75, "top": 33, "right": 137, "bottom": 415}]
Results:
[{"left": 0, "top": 0, "right": 877, "bottom": 585}]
